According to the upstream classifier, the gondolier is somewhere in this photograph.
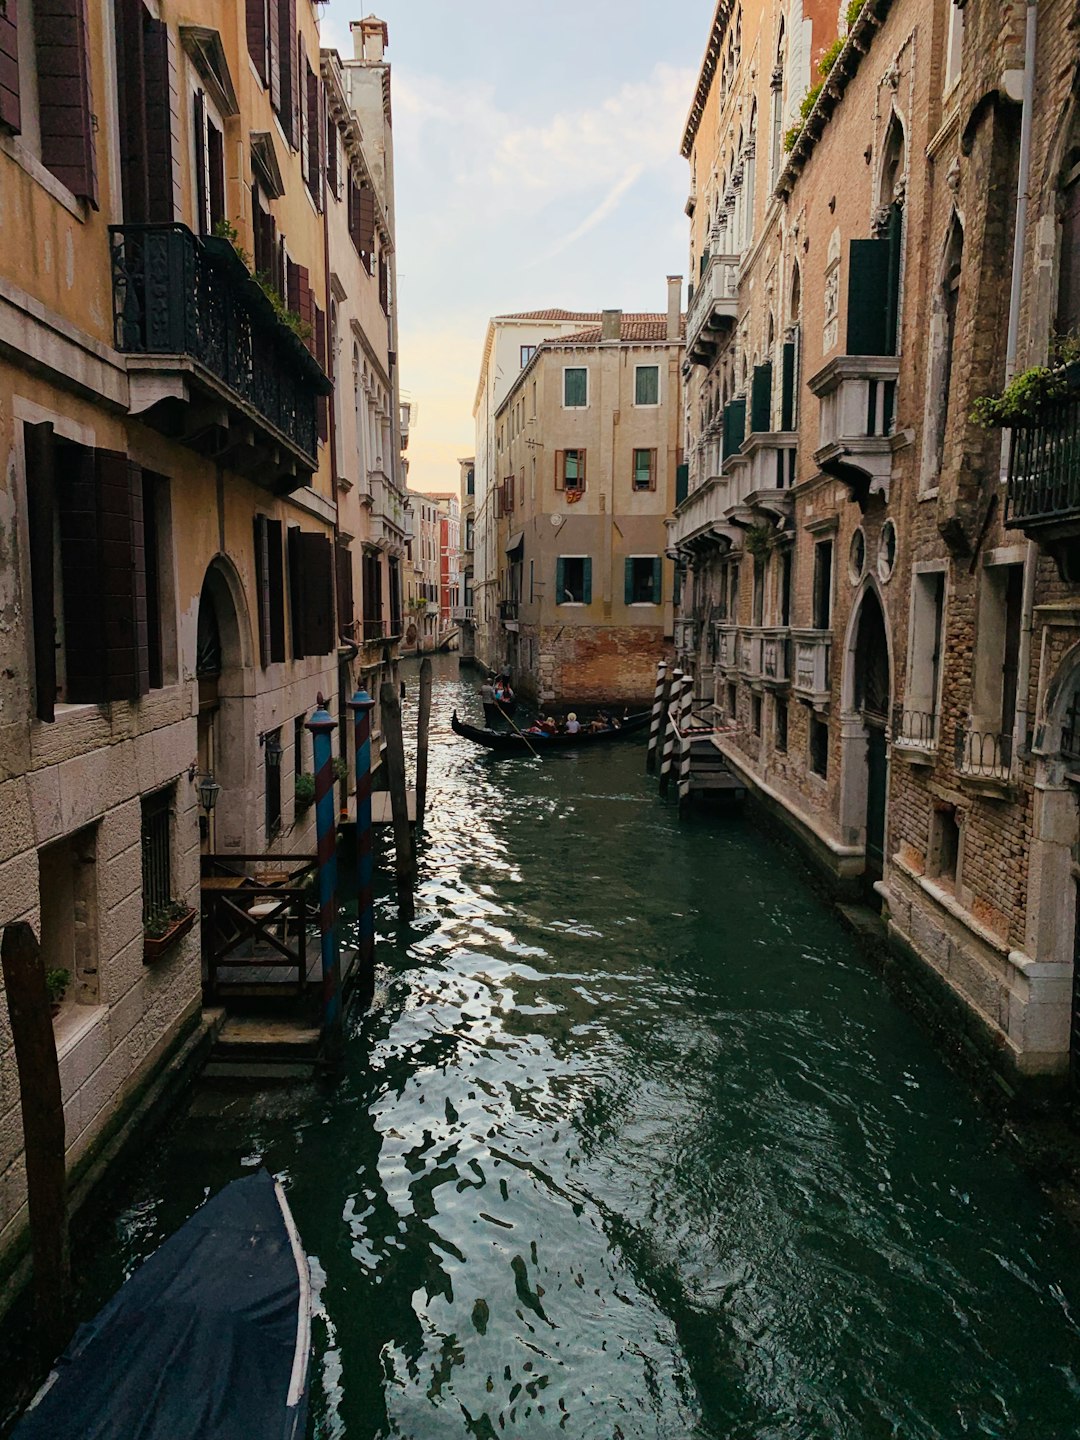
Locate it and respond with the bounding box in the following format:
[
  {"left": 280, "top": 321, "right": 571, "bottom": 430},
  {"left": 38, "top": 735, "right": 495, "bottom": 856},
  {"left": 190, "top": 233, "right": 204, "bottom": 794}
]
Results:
[{"left": 452, "top": 710, "right": 649, "bottom": 754}]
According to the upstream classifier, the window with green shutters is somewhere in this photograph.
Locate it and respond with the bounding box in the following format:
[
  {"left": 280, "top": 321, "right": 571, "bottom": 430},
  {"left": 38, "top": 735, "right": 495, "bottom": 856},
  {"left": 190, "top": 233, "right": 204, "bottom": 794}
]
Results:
[
  {"left": 625, "top": 556, "right": 662, "bottom": 605},
  {"left": 556, "top": 556, "right": 591, "bottom": 604},
  {"left": 676, "top": 462, "right": 689, "bottom": 505},
  {"left": 634, "top": 365, "right": 659, "bottom": 405},
  {"left": 780, "top": 334, "right": 798, "bottom": 430},
  {"left": 563, "top": 367, "right": 588, "bottom": 407},
  {"left": 750, "top": 362, "right": 773, "bottom": 433},
  {"left": 846, "top": 231, "right": 901, "bottom": 357},
  {"left": 632, "top": 449, "right": 656, "bottom": 491}
]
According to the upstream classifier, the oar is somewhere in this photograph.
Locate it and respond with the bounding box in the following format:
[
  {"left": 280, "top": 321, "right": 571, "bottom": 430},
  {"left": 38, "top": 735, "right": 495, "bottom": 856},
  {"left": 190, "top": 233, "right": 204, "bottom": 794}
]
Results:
[{"left": 496, "top": 701, "right": 541, "bottom": 759}]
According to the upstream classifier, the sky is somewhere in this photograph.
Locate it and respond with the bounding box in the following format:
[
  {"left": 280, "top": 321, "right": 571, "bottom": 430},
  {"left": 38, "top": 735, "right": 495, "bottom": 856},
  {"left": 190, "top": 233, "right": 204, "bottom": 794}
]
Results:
[{"left": 320, "top": 1, "right": 711, "bottom": 494}]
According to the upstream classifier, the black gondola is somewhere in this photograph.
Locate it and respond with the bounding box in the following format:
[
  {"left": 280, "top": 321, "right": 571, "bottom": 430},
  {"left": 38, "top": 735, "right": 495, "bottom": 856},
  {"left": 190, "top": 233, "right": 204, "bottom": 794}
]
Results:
[
  {"left": 452, "top": 710, "right": 650, "bottom": 753},
  {"left": 14, "top": 1169, "right": 310, "bottom": 1440}
]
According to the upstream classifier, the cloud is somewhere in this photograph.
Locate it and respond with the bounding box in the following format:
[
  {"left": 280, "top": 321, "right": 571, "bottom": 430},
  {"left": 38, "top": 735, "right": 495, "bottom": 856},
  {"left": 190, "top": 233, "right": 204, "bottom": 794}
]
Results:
[{"left": 529, "top": 165, "right": 644, "bottom": 265}]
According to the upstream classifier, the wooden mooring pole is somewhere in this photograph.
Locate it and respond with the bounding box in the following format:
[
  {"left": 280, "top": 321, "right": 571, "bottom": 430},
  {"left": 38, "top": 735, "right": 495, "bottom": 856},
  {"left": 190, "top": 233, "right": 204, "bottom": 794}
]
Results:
[
  {"left": 658, "top": 667, "right": 682, "bottom": 795},
  {"left": 646, "top": 660, "right": 669, "bottom": 774},
  {"left": 380, "top": 680, "right": 415, "bottom": 922},
  {"left": 306, "top": 700, "right": 344, "bottom": 1071},
  {"left": 677, "top": 674, "right": 694, "bottom": 818},
  {"left": 0, "top": 921, "right": 71, "bottom": 1363},
  {"left": 347, "top": 687, "right": 377, "bottom": 1009},
  {"left": 416, "top": 658, "right": 433, "bottom": 835}
]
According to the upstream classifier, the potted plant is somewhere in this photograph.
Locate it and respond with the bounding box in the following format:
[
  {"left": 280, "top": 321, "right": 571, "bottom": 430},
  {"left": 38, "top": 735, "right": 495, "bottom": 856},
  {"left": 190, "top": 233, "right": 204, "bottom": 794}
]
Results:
[
  {"left": 333, "top": 756, "right": 349, "bottom": 784},
  {"left": 971, "top": 335, "right": 1080, "bottom": 428},
  {"left": 143, "top": 899, "right": 196, "bottom": 963},
  {"left": 295, "top": 772, "right": 316, "bottom": 808},
  {"left": 46, "top": 968, "right": 70, "bottom": 1017}
]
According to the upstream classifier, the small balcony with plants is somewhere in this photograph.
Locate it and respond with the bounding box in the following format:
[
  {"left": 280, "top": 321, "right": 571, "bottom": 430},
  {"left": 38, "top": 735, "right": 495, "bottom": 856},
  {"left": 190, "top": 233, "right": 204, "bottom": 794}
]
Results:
[{"left": 110, "top": 222, "right": 332, "bottom": 489}]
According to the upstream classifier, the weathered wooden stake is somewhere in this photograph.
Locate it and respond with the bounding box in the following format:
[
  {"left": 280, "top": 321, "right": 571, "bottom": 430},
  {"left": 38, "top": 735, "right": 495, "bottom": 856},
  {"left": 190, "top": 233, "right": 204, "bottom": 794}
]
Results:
[
  {"left": 658, "top": 667, "right": 683, "bottom": 795},
  {"left": 380, "top": 680, "right": 415, "bottom": 922},
  {"left": 306, "top": 700, "right": 344, "bottom": 1070},
  {"left": 347, "top": 688, "right": 377, "bottom": 1009},
  {"left": 646, "top": 660, "right": 668, "bottom": 774},
  {"left": 0, "top": 921, "right": 71, "bottom": 1363},
  {"left": 416, "top": 658, "right": 433, "bottom": 834}
]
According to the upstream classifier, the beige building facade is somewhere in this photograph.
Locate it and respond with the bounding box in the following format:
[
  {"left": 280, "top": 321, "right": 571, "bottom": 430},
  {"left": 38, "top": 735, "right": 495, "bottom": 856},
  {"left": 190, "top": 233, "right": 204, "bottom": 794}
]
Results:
[{"left": 488, "top": 299, "right": 684, "bottom": 707}]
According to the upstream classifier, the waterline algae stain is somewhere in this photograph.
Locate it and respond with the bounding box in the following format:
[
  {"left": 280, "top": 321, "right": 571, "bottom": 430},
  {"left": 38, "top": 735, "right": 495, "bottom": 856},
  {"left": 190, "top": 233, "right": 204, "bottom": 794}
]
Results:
[{"left": 55, "top": 658, "right": 1080, "bottom": 1438}]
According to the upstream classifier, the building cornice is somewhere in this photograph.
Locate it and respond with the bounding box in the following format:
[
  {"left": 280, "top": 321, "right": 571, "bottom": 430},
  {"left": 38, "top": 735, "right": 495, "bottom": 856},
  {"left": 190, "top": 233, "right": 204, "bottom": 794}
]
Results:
[{"left": 681, "top": 1, "right": 737, "bottom": 159}]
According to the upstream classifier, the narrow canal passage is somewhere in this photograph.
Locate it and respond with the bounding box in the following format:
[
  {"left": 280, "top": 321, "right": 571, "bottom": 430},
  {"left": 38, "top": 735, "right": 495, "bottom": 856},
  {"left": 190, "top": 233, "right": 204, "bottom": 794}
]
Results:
[{"left": 84, "top": 657, "right": 1080, "bottom": 1437}]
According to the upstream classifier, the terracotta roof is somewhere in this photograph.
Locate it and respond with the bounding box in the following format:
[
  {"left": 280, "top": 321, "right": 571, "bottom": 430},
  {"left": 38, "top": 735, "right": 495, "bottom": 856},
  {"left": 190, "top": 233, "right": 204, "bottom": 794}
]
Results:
[
  {"left": 495, "top": 309, "right": 602, "bottom": 322},
  {"left": 538, "top": 314, "right": 686, "bottom": 344}
]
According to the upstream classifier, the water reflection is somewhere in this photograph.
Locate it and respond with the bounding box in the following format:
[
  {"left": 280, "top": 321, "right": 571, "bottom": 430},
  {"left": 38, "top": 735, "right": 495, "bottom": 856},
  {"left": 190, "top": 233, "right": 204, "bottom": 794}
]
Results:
[{"left": 59, "top": 655, "right": 1080, "bottom": 1439}]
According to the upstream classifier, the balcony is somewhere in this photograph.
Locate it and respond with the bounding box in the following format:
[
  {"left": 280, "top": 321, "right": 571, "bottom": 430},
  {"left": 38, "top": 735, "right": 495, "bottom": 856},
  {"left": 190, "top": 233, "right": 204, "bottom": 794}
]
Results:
[
  {"left": 499, "top": 599, "right": 519, "bottom": 624},
  {"left": 892, "top": 707, "right": 939, "bottom": 766},
  {"left": 110, "top": 225, "right": 331, "bottom": 489},
  {"left": 452, "top": 605, "right": 475, "bottom": 623},
  {"left": 674, "top": 617, "right": 700, "bottom": 655},
  {"left": 686, "top": 251, "right": 740, "bottom": 367},
  {"left": 736, "top": 626, "right": 792, "bottom": 688},
  {"left": 741, "top": 431, "right": 797, "bottom": 523},
  {"left": 713, "top": 620, "right": 738, "bottom": 672},
  {"left": 956, "top": 724, "right": 1015, "bottom": 792},
  {"left": 1005, "top": 369, "right": 1080, "bottom": 576},
  {"left": 808, "top": 355, "right": 900, "bottom": 505},
  {"left": 669, "top": 473, "right": 742, "bottom": 555},
  {"left": 790, "top": 629, "right": 831, "bottom": 709}
]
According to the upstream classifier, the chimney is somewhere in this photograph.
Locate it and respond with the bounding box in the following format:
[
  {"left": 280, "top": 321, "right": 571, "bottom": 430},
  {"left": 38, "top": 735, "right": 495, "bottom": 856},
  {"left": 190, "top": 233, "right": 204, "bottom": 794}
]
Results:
[
  {"left": 667, "top": 275, "right": 682, "bottom": 342},
  {"left": 601, "top": 309, "right": 622, "bottom": 342},
  {"left": 351, "top": 17, "right": 388, "bottom": 62}
]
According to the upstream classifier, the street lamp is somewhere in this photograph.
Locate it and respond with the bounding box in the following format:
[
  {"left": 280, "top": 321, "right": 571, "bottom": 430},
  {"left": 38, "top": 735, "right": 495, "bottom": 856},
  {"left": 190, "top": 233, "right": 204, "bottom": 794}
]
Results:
[
  {"left": 196, "top": 773, "right": 221, "bottom": 813},
  {"left": 262, "top": 731, "right": 283, "bottom": 771}
]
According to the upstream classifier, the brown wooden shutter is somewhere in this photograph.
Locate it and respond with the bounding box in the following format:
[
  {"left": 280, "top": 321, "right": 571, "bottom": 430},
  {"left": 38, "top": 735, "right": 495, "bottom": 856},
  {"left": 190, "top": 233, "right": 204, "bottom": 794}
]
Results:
[
  {"left": 143, "top": 17, "right": 173, "bottom": 222},
  {"left": 194, "top": 90, "right": 207, "bottom": 234},
  {"left": 306, "top": 65, "right": 321, "bottom": 208},
  {"left": 254, "top": 514, "right": 271, "bottom": 667},
  {"left": 359, "top": 185, "right": 375, "bottom": 269},
  {"left": 298, "top": 268, "right": 313, "bottom": 346},
  {"left": 286, "top": 256, "right": 300, "bottom": 316},
  {"left": 314, "top": 304, "right": 328, "bottom": 441},
  {"left": 246, "top": 0, "right": 268, "bottom": 85},
  {"left": 58, "top": 444, "right": 105, "bottom": 703},
  {"left": 289, "top": 6, "right": 300, "bottom": 148},
  {"left": 297, "top": 26, "right": 308, "bottom": 177},
  {"left": 299, "top": 532, "right": 334, "bottom": 654},
  {"left": 142, "top": 473, "right": 163, "bottom": 690},
  {"left": 96, "top": 452, "right": 149, "bottom": 701},
  {"left": 554, "top": 451, "right": 564, "bottom": 490},
  {"left": 24, "top": 423, "right": 57, "bottom": 723},
  {"left": 378, "top": 252, "right": 388, "bottom": 312},
  {"left": 266, "top": 519, "right": 285, "bottom": 662},
  {"left": 287, "top": 524, "right": 306, "bottom": 658},
  {"left": 580, "top": 450, "right": 587, "bottom": 492},
  {"left": 268, "top": 0, "right": 281, "bottom": 114},
  {"left": 116, "top": 0, "right": 148, "bottom": 224},
  {"left": 326, "top": 109, "right": 338, "bottom": 195},
  {"left": 335, "top": 544, "right": 355, "bottom": 641},
  {"left": 0, "top": 1, "right": 20, "bottom": 134},
  {"left": 36, "top": 0, "right": 98, "bottom": 208},
  {"left": 207, "top": 121, "right": 225, "bottom": 230}
]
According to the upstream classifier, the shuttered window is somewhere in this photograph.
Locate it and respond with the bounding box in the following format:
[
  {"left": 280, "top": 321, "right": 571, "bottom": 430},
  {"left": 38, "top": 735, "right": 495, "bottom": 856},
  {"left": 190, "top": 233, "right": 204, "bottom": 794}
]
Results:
[
  {"left": 555, "top": 449, "right": 586, "bottom": 492},
  {"left": 117, "top": 0, "right": 173, "bottom": 224},
  {"left": 1058, "top": 172, "right": 1080, "bottom": 340},
  {"left": 780, "top": 334, "right": 798, "bottom": 431},
  {"left": 274, "top": 0, "right": 298, "bottom": 146},
  {"left": 750, "top": 362, "right": 773, "bottom": 433},
  {"left": 632, "top": 449, "right": 656, "bottom": 491},
  {"left": 34, "top": 0, "right": 98, "bottom": 206},
  {"left": 314, "top": 303, "right": 328, "bottom": 441},
  {"left": 325, "top": 107, "right": 338, "bottom": 195},
  {"left": 287, "top": 528, "right": 336, "bottom": 657},
  {"left": 254, "top": 515, "right": 285, "bottom": 666},
  {"left": 625, "top": 556, "right": 662, "bottom": 605},
  {"left": 305, "top": 59, "right": 322, "bottom": 209},
  {"left": 564, "top": 367, "right": 588, "bottom": 407},
  {"left": 556, "top": 557, "right": 591, "bottom": 605},
  {"left": 0, "top": 3, "right": 20, "bottom": 132},
  {"left": 336, "top": 544, "right": 355, "bottom": 641},
  {"left": 634, "top": 365, "right": 659, "bottom": 406},
  {"left": 722, "top": 398, "right": 746, "bottom": 458},
  {"left": 846, "top": 235, "right": 899, "bottom": 356},
  {"left": 359, "top": 185, "right": 375, "bottom": 271},
  {"left": 246, "top": 0, "right": 270, "bottom": 85}
]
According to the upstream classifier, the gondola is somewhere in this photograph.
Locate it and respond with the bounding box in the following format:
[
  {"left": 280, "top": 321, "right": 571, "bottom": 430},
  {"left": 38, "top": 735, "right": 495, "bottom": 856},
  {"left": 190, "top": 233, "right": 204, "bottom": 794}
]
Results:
[
  {"left": 14, "top": 1169, "right": 311, "bottom": 1440},
  {"left": 452, "top": 710, "right": 650, "bottom": 753}
]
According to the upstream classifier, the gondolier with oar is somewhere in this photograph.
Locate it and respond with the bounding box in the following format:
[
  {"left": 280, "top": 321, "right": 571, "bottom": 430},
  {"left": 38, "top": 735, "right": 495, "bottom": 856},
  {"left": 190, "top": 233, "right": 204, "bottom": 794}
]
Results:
[{"left": 480, "top": 673, "right": 500, "bottom": 727}]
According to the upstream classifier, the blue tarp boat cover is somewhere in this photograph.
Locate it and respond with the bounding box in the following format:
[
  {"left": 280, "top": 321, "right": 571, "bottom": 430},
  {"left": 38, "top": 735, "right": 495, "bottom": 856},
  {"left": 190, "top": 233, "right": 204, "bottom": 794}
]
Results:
[{"left": 14, "top": 1169, "right": 310, "bottom": 1440}]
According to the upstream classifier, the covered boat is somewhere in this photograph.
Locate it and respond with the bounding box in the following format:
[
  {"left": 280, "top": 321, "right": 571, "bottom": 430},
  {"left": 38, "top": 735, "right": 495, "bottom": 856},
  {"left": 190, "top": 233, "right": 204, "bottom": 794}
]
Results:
[
  {"left": 14, "top": 1169, "right": 310, "bottom": 1440},
  {"left": 452, "top": 710, "right": 650, "bottom": 753}
]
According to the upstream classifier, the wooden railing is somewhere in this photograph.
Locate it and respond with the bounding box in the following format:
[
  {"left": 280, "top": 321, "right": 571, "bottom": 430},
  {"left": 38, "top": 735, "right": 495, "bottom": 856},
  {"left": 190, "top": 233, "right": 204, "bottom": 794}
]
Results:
[{"left": 200, "top": 854, "right": 317, "bottom": 997}]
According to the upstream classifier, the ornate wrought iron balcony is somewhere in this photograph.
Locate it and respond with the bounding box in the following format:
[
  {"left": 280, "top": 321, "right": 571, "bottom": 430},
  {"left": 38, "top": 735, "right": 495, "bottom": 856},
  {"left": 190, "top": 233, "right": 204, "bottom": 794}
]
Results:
[
  {"left": 1005, "top": 370, "right": 1080, "bottom": 574},
  {"left": 110, "top": 224, "right": 331, "bottom": 489}
]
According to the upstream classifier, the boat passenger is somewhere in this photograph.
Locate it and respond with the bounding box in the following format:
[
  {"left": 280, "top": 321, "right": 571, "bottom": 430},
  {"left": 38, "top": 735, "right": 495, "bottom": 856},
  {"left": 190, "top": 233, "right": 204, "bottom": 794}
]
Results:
[
  {"left": 542, "top": 716, "right": 558, "bottom": 735},
  {"left": 565, "top": 712, "right": 581, "bottom": 735}
]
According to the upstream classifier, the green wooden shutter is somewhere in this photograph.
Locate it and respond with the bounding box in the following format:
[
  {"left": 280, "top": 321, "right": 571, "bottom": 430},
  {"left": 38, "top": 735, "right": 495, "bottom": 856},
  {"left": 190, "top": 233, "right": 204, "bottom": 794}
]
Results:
[
  {"left": 750, "top": 362, "right": 773, "bottom": 433},
  {"left": 652, "top": 557, "right": 662, "bottom": 604},
  {"left": 846, "top": 238, "right": 891, "bottom": 355},
  {"left": 723, "top": 398, "right": 747, "bottom": 458},
  {"left": 24, "top": 423, "right": 57, "bottom": 721},
  {"left": 885, "top": 203, "right": 902, "bottom": 356},
  {"left": 583, "top": 558, "right": 592, "bottom": 605},
  {"left": 624, "top": 557, "right": 634, "bottom": 605},
  {"left": 780, "top": 338, "right": 797, "bottom": 430},
  {"left": 555, "top": 557, "right": 565, "bottom": 604},
  {"left": 676, "top": 462, "right": 689, "bottom": 505}
]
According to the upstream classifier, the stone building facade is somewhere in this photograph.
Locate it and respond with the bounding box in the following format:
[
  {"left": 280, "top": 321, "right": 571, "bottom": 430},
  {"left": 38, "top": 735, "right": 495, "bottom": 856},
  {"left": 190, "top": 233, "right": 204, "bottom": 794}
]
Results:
[
  {"left": 672, "top": 0, "right": 1080, "bottom": 1086},
  {"left": 0, "top": 1, "right": 405, "bottom": 1286},
  {"left": 485, "top": 296, "right": 684, "bottom": 707}
]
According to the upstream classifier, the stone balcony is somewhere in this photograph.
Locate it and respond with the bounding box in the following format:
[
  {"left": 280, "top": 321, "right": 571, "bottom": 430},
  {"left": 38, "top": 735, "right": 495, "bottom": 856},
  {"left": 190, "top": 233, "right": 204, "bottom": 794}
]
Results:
[
  {"left": 790, "top": 629, "right": 832, "bottom": 709},
  {"left": 738, "top": 626, "right": 792, "bottom": 689},
  {"left": 714, "top": 620, "right": 739, "bottom": 674},
  {"left": 669, "top": 473, "right": 742, "bottom": 555},
  {"left": 741, "top": 432, "right": 797, "bottom": 524},
  {"left": 686, "top": 251, "right": 740, "bottom": 367},
  {"left": 808, "top": 355, "right": 900, "bottom": 504},
  {"left": 110, "top": 224, "right": 331, "bottom": 491},
  {"left": 1005, "top": 366, "right": 1080, "bottom": 578}
]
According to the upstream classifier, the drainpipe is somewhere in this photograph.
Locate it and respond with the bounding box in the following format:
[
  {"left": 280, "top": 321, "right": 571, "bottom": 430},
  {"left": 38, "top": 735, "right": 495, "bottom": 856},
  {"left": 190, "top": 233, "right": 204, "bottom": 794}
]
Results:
[{"left": 1010, "top": 1, "right": 1039, "bottom": 763}]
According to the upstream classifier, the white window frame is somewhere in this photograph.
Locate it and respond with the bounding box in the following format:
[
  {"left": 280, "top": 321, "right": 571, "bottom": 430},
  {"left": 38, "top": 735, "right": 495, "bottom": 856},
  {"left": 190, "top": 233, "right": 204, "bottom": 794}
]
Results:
[
  {"left": 562, "top": 366, "right": 589, "bottom": 409},
  {"left": 633, "top": 364, "right": 661, "bottom": 408},
  {"left": 557, "top": 553, "right": 589, "bottom": 606}
]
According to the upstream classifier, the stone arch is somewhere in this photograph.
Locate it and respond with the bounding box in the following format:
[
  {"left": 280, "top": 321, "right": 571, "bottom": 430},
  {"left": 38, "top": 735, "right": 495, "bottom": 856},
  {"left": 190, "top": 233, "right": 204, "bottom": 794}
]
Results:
[
  {"left": 840, "top": 579, "right": 894, "bottom": 886},
  {"left": 196, "top": 555, "right": 256, "bottom": 854},
  {"left": 921, "top": 210, "right": 965, "bottom": 484},
  {"left": 877, "top": 107, "right": 907, "bottom": 214}
]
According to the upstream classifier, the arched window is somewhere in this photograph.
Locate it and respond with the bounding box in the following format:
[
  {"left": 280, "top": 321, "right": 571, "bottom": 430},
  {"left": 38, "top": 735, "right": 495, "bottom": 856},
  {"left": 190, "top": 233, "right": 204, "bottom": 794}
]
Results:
[
  {"left": 770, "top": 19, "right": 786, "bottom": 187},
  {"left": 877, "top": 112, "right": 907, "bottom": 355},
  {"left": 744, "top": 103, "right": 757, "bottom": 250},
  {"left": 922, "top": 214, "right": 964, "bottom": 489},
  {"left": 784, "top": 264, "right": 802, "bottom": 430},
  {"left": 1057, "top": 130, "right": 1080, "bottom": 341}
]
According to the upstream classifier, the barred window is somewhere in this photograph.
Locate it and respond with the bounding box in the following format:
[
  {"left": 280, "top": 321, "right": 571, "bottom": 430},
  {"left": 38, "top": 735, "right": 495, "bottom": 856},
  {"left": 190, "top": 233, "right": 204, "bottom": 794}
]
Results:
[{"left": 141, "top": 787, "right": 173, "bottom": 924}]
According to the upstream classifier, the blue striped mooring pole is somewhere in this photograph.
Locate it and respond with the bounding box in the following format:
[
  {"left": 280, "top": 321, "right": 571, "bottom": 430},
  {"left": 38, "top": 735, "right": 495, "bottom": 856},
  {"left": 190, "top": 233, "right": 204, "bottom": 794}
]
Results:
[
  {"left": 347, "top": 687, "right": 376, "bottom": 1008},
  {"left": 306, "top": 697, "right": 343, "bottom": 1069}
]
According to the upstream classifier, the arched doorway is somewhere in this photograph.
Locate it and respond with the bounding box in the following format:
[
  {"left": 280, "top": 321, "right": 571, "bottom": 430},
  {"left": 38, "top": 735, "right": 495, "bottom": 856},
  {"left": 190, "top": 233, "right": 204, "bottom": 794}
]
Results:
[
  {"left": 841, "top": 584, "right": 892, "bottom": 890},
  {"left": 196, "top": 559, "right": 255, "bottom": 854}
]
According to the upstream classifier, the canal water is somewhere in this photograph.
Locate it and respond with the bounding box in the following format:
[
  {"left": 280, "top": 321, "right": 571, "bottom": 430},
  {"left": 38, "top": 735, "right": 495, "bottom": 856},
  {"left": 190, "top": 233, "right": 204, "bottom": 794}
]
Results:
[{"left": 61, "top": 658, "right": 1080, "bottom": 1436}]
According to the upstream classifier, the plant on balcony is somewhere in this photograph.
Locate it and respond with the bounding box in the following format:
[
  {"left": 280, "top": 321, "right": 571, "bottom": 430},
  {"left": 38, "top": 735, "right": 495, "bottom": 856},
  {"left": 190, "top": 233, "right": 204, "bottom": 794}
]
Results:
[
  {"left": 143, "top": 900, "right": 196, "bottom": 962},
  {"left": 295, "top": 772, "right": 316, "bottom": 808},
  {"left": 784, "top": 81, "right": 825, "bottom": 152},
  {"left": 818, "top": 38, "right": 844, "bottom": 80},
  {"left": 212, "top": 217, "right": 252, "bottom": 271},
  {"left": 744, "top": 524, "right": 776, "bottom": 558},
  {"left": 210, "top": 217, "right": 313, "bottom": 345},
  {"left": 46, "top": 967, "right": 70, "bottom": 1016},
  {"left": 846, "top": 0, "right": 867, "bottom": 26},
  {"left": 971, "top": 337, "right": 1080, "bottom": 428}
]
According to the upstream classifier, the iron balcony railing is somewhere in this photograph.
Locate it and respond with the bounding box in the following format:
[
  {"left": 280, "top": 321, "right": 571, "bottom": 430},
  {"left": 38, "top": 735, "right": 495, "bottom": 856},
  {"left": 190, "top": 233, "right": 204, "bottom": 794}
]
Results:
[
  {"left": 110, "top": 224, "right": 330, "bottom": 468},
  {"left": 1005, "top": 374, "right": 1080, "bottom": 529},
  {"left": 955, "top": 725, "right": 1013, "bottom": 782},
  {"left": 892, "top": 707, "right": 939, "bottom": 751},
  {"left": 499, "top": 599, "right": 519, "bottom": 621}
]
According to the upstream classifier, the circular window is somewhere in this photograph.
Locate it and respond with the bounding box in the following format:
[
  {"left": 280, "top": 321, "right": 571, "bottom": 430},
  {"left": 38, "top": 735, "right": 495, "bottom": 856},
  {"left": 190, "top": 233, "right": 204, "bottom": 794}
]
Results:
[
  {"left": 849, "top": 528, "right": 866, "bottom": 584},
  {"left": 878, "top": 519, "right": 897, "bottom": 583}
]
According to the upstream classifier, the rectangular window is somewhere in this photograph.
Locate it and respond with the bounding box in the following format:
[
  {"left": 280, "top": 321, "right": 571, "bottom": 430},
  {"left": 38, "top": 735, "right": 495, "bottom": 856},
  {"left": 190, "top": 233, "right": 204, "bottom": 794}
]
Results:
[
  {"left": 521, "top": 345, "right": 536, "bottom": 367},
  {"left": 564, "top": 367, "right": 588, "bottom": 408},
  {"left": 254, "top": 515, "right": 286, "bottom": 665},
  {"left": 929, "top": 804, "right": 960, "bottom": 885},
  {"left": 294, "top": 713, "right": 305, "bottom": 777},
  {"left": 287, "top": 527, "right": 336, "bottom": 658},
  {"left": 556, "top": 449, "right": 586, "bottom": 493},
  {"left": 632, "top": 449, "right": 656, "bottom": 491},
  {"left": 973, "top": 561, "right": 1024, "bottom": 739},
  {"left": 752, "top": 559, "right": 764, "bottom": 627},
  {"left": 810, "top": 714, "right": 829, "bottom": 778},
  {"left": 726, "top": 682, "right": 737, "bottom": 719},
  {"left": 625, "top": 556, "right": 662, "bottom": 605},
  {"left": 812, "top": 539, "right": 834, "bottom": 630},
  {"left": 8, "top": 0, "right": 98, "bottom": 204},
  {"left": 775, "top": 698, "right": 788, "bottom": 752},
  {"left": 907, "top": 569, "right": 946, "bottom": 725},
  {"left": 140, "top": 786, "right": 174, "bottom": 924},
  {"left": 556, "top": 556, "right": 591, "bottom": 605},
  {"left": 467, "top": 467, "right": 475, "bottom": 495},
  {"left": 635, "top": 365, "right": 660, "bottom": 406},
  {"left": 264, "top": 725, "right": 282, "bottom": 839},
  {"left": 751, "top": 694, "right": 762, "bottom": 738},
  {"left": 117, "top": 2, "right": 172, "bottom": 223}
]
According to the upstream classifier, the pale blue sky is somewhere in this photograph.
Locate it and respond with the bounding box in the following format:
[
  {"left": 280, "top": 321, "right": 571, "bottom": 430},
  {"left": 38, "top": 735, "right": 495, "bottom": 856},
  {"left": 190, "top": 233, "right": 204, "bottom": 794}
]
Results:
[{"left": 321, "top": 1, "right": 708, "bottom": 490}]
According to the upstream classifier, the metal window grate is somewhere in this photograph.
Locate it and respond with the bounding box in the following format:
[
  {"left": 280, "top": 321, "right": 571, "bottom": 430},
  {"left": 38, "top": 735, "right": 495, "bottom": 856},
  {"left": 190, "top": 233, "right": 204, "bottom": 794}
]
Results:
[{"left": 141, "top": 788, "right": 173, "bottom": 922}]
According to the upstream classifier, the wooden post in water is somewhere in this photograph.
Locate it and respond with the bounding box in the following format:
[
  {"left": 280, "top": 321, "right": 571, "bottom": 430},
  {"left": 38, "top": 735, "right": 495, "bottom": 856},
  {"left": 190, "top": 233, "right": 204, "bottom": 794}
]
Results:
[
  {"left": 380, "top": 680, "right": 415, "bottom": 922},
  {"left": 306, "top": 700, "right": 344, "bottom": 1071},
  {"left": 677, "top": 674, "right": 694, "bottom": 818},
  {"left": 0, "top": 921, "right": 71, "bottom": 1363},
  {"left": 658, "top": 667, "right": 682, "bottom": 795},
  {"left": 347, "top": 687, "right": 377, "bottom": 1009},
  {"left": 416, "top": 658, "right": 433, "bottom": 835},
  {"left": 646, "top": 660, "right": 668, "bottom": 774}
]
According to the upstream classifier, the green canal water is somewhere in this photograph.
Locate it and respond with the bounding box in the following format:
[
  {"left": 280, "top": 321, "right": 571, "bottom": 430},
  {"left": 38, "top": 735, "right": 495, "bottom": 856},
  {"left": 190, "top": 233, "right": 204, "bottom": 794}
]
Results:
[{"left": 53, "top": 659, "right": 1080, "bottom": 1436}]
